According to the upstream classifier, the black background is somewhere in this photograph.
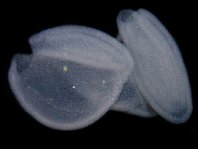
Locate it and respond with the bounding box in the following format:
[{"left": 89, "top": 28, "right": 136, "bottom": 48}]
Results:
[{"left": 1, "top": 0, "right": 197, "bottom": 146}]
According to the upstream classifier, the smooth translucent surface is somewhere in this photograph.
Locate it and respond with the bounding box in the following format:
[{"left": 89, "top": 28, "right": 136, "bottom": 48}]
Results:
[
  {"left": 9, "top": 9, "right": 193, "bottom": 130},
  {"left": 9, "top": 25, "right": 134, "bottom": 130},
  {"left": 111, "top": 34, "right": 157, "bottom": 118},
  {"left": 117, "top": 9, "right": 192, "bottom": 123},
  {"left": 112, "top": 78, "right": 156, "bottom": 117}
]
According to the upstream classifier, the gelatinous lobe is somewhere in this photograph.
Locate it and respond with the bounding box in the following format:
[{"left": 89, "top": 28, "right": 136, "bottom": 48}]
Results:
[
  {"left": 116, "top": 9, "right": 192, "bottom": 123},
  {"left": 9, "top": 26, "right": 133, "bottom": 130},
  {"left": 8, "top": 9, "right": 192, "bottom": 131},
  {"left": 112, "top": 77, "right": 156, "bottom": 117}
]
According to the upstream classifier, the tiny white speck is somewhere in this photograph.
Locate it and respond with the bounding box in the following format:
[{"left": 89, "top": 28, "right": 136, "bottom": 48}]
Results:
[
  {"left": 111, "top": 98, "right": 114, "bottom": 100},
  {"left": 49, "top": 98, "right": 53, "bottom": 101},
  {"left": 63, "top": 66, "right": 68, "bottom": 72},
  {"left": 102, "top": 80, "right": 106, "bottom": 84},
  {"left": 72, "top": 85, "right": 76, "bottom": 89}
]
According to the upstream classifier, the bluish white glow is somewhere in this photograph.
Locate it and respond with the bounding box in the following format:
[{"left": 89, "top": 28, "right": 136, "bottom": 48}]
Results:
[
  {"left": 116, "top": 9, "right": 192, "bottom": 123},
  {"left": 8, "top": 9, "right": 192, "bottom": 130},
  {"left": 9, "top": 26, "right": 134, "bottom": 130}
]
